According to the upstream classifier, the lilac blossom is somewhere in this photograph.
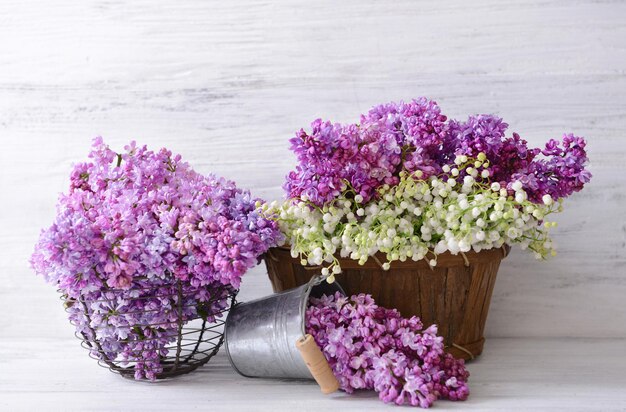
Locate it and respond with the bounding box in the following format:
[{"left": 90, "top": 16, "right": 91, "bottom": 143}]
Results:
[
  {"left": 361, "top": 97, "right": 453, "bottom": 177},
  {"left": 511, "top": 134, "right": 592, "bottom": 202},
  {"left": 283, "top": 99, "right": 591, "bottom": 206},
  {"left": 449, "top": 114, "right": 540, "bottom": 184},
  {"left": 31, "top": 137, "right": 283, "bottom": 380},
  {"left": 306, "top": 292, "right": 469, "bottom": 408}
]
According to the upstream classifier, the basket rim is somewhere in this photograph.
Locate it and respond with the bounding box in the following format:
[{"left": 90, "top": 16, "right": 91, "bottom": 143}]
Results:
[{"left": 266, "top": 244, "right": 510, "bottom": 270}]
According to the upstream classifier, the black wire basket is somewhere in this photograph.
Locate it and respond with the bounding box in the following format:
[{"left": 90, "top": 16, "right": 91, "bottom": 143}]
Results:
[{"left": 61, "top": 280, "right": 237, "bottom": 380}]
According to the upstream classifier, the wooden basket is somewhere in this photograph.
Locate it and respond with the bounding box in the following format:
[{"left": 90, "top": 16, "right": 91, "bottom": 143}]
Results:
[{"left": 264, "top": 245, "right": 510, "bottom": 361}]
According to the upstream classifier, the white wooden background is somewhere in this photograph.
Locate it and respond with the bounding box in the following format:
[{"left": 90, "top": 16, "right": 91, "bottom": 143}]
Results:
[{"left": 1, "top": 1, "right": 625, "bottom": 410}]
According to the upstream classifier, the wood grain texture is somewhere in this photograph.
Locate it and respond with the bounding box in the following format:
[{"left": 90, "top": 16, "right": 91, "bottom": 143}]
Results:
[
  {"left": 266, "top": 247, "right": 508, "bottom": 359},
  {"left": 2, "top": 335, "right": 626, "bottom": 411},
  {"left": 1, "top": 0, "right": 626, "bottom": 409},
  {"left": 1, "top": 0, "right": 625, "bottom": 339}
]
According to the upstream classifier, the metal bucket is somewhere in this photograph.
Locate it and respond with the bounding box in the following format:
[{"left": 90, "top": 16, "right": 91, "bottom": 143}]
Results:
[{"left": 225, "top": 275, "right": 344, "bottom": 379}]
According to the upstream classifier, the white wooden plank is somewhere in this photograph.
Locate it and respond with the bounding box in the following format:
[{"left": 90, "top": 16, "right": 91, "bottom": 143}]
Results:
[
  {"left": 1, "top": 0, "right": 625, "bottom": 338},
  {"left": 1, "top": 333, "right": 625, "bottom": 411}
]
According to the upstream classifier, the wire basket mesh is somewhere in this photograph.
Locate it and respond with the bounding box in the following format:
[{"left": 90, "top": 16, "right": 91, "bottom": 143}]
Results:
[{"left": 61, "top": 280, "right": 237, "bottom": 380}]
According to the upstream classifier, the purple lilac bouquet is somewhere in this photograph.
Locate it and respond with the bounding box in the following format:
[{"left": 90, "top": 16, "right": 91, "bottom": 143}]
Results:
[
  {"left": 31, "top": 138, "right": 282, "bottom": 380},
  {"left": 306, "top": 292, "right": 469, "bottom": 408},
  {"left": 275, "top": 98, "right": 591, "bottom": 277},
  {"left": 285, "top": 98, "right": 590, "bottom": 206}
]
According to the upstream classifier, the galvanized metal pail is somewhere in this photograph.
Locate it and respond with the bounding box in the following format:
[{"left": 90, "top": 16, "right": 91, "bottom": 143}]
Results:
[{"left": 225, "top": 275, "right": 344, "bottom": 379}]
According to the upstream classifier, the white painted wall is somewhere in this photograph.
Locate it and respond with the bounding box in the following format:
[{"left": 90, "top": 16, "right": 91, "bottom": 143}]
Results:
[{"left": 1, "top": 0, "right": 625, "bottom": 342}]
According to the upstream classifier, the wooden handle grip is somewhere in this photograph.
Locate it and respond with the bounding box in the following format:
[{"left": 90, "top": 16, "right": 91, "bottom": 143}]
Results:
[{"left": 296, "top": 334, "right": 339, "bottom": 394}]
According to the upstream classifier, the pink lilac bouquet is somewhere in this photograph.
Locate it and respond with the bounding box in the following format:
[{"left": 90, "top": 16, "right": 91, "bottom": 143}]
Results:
[
  {"left": 272, "top": 97, "right": 592, "bottom": 278},
  {"left": 31, "top": 138, "right": 282, "bottom": 380},
  {"left": 306, "top": 292, "right": 469, "bottom": 408}
]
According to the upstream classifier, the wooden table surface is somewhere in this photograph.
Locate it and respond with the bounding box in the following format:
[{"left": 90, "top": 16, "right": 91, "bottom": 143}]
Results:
[
  {"left": 1, "top": 1, "right": 625, "bottom": 410},
  {"left": 3, "top": 269, "right": 626, "bottom": 411}
]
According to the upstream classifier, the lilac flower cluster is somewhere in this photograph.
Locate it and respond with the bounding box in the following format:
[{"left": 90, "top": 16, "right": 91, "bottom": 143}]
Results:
[
  {"left": 511, "top": 134, "right": 592, "bottom": 203},
  {"left": 31, "top": 138, "right": 282, "bottom": 380},
  {"left": 306, "top": 292, "right": 469, "bottom": 408},
  {"left": 448, "top": 114, "right": 538, "bottom": 184},
  {"left": 284, "top": 98, "right": 590, "bottom": 206}
]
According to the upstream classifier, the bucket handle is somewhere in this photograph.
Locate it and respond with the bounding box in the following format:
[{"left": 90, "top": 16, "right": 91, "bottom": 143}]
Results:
[
  {"left": 297, "top": 274, "right": 341, "bottom": 394},
  {"left": 299, "top": 274, "right": 326, "bottom": 336}
]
